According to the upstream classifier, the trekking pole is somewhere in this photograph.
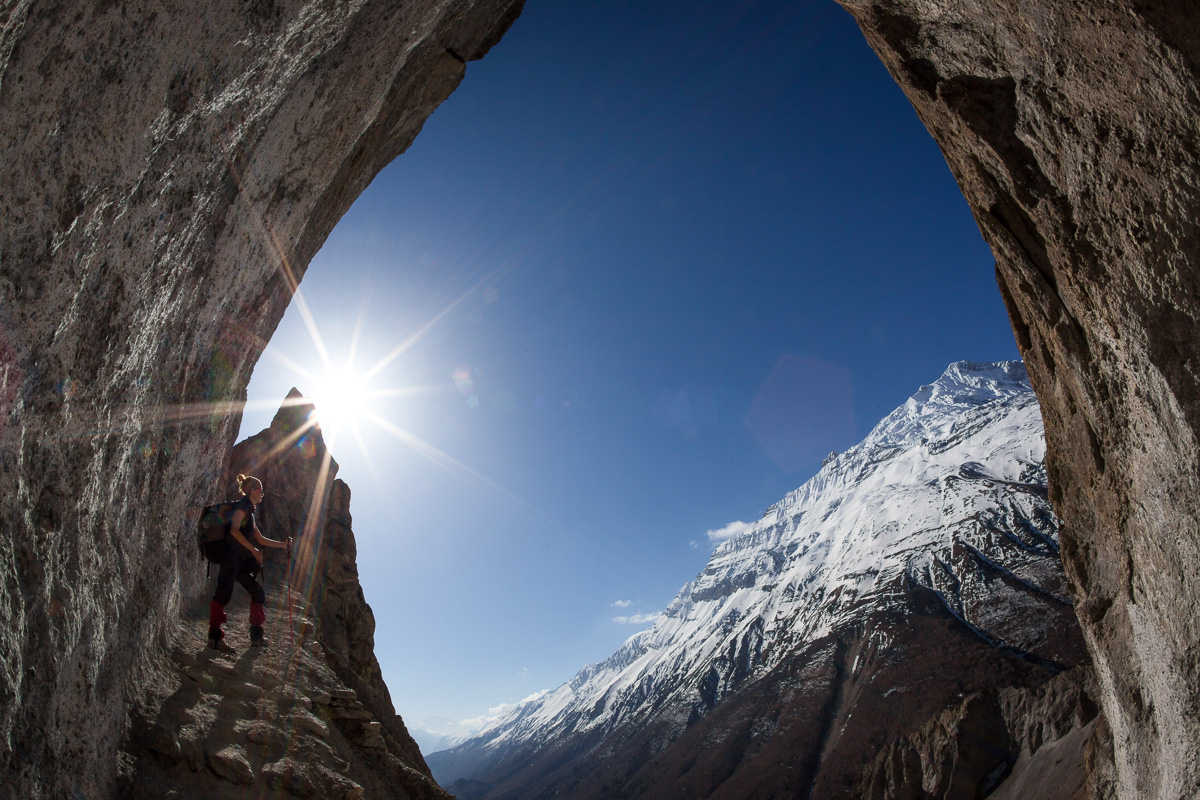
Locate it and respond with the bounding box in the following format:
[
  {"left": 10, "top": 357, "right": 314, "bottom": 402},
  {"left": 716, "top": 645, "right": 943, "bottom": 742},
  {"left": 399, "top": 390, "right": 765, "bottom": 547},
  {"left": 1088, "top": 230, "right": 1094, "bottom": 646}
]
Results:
[{"left": 287, "top": 537, "right": 294, "bottom": 650}]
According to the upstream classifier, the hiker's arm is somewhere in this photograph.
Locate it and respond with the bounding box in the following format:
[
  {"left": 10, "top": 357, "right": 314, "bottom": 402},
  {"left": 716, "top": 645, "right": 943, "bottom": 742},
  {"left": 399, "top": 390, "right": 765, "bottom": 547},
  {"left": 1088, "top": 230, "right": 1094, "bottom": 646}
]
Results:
[
  {"left": 230, "top": 509, "right": 263, "bottom": 563},
  {"left": 253, "top": 525, "right": 289, "bottom": 550}
]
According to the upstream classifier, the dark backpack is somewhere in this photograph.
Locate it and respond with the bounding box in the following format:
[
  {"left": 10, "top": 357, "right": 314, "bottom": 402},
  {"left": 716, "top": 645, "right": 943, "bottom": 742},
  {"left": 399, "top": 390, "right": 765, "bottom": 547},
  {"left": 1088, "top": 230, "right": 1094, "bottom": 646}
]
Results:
[{"left": 197, "top": 502, "right": 236, "bottom": 563}]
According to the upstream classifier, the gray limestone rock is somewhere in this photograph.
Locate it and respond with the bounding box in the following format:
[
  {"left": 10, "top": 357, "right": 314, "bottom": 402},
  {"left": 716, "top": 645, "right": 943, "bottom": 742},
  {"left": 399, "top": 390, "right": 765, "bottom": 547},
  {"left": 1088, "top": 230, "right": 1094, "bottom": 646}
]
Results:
[
  {"left": 120, "top": 567, "right": 452, "bottom": 800},
  {"left": 836, "top": 2, "right": 1200, "bottom": 797},
  {"left": 858, "top": 668, "right": 1101, "bottom": 800},
  {"left": 206, "top": 745, "right": 254, "bottom": 785},
  {"left": 0, "top": 1, "right": 522, "bottom": 798}
]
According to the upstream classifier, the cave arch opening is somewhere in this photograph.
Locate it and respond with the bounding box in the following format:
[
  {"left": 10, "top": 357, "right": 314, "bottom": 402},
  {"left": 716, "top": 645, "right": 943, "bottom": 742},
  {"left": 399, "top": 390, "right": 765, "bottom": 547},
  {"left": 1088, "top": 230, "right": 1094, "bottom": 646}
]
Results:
[
  {"left": 11, "top": 0, "right": 1200, "bottom": 796},
  {"left": 238, "top": 0, "right": 1020, "bottom": 739}
]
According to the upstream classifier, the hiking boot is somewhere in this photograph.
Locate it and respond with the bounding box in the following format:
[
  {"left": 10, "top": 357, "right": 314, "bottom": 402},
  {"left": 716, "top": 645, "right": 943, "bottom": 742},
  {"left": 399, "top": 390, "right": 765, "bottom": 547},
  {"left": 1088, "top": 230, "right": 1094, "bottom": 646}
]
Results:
[
  {"left": 208, "top": 634, "right": 235, "bottom": 653},
  {"left": 249, "top": 625, "right": 268, "bottom": 648}
]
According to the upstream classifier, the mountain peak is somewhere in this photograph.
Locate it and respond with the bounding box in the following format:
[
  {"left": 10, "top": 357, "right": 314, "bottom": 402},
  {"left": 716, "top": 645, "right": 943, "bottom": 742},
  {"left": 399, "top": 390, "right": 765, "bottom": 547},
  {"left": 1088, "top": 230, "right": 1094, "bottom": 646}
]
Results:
[
  {"left": 910, "top": 360, "right": 1029, "bottom": 406},
  {"left": 857, "top": 360, "right": 1033, "bottom": 455},
  {"left": 269, "top": 388, "right": 322, "bottom": 444},
  {"left": 428, "top": 360, "right": 1085, "bottom": 799}
]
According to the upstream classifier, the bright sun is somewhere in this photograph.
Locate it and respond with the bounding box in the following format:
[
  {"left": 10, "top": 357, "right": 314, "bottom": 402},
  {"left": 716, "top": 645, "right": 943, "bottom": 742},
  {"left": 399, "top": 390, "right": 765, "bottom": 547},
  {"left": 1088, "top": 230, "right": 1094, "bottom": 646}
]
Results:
[{"left": 311, "top": 367, "right": 372, "bottom": 439}]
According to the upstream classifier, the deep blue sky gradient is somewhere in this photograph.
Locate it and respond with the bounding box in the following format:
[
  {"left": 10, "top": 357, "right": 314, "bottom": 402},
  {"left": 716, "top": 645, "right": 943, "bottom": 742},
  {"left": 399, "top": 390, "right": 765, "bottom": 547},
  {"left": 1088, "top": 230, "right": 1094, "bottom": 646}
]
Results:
[{"left": 240, "top": 0, "right": 1019, "bottom": 736}]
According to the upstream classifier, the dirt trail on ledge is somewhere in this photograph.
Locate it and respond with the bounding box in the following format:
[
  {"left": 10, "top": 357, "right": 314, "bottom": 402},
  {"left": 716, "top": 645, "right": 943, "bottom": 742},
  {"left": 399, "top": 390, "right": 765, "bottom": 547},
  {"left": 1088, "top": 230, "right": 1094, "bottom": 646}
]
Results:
[{"left": 119, "top": 584, "right": 449, "bottom": 800}]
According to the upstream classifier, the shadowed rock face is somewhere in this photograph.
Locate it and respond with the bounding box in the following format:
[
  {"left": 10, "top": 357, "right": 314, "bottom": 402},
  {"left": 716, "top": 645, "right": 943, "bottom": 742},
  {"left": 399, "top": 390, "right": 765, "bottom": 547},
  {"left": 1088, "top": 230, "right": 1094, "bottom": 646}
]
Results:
[
  {"left": 858, "top": 667, "right": 1101, "bottom": 800},
  {"left": 212, "top": 392, "right": 442, "bottom": 797},
  {"left": 117, "top": 392, "right": 444, "bottom": 798},
  {"left": 223, "top": 390, "right": 420, "bottom": 773},
  {"left": 0, "top": 2, "right": 522, "bottom": 797},
  {"left": 836, "top": 2, "right": 1200, "bottom": 797}
]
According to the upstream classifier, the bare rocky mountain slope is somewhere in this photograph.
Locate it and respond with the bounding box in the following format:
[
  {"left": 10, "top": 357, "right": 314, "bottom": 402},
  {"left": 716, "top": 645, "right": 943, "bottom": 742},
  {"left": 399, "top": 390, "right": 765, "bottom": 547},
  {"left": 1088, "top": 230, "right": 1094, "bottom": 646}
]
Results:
[
  {"left": 3, "top": 2, "right": 1200, "bottom": 798},
  {"left": 120, "top": 393, "right": 444, "bottom": 798},
  {"left": 428, "top": 362, "right": 1095, "bottom": 800}
]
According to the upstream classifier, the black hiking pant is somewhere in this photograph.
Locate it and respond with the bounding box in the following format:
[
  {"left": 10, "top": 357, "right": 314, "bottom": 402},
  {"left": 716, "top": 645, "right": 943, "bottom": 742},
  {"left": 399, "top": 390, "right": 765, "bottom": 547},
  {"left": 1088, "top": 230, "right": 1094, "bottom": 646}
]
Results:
[
  {"left": 212, "top": 544, "right": 265, "bottom": 606},
  {"left": 209, "top": 543, "right": 266, "bottom": 637}
]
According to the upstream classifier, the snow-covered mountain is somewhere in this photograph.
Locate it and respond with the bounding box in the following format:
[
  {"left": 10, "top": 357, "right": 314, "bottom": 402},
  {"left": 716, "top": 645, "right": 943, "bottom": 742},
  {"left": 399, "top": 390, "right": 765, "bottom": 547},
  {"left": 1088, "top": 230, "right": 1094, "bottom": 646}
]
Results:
[{"left": 428, "top": 362, "right": 1086, "bottom": 800}]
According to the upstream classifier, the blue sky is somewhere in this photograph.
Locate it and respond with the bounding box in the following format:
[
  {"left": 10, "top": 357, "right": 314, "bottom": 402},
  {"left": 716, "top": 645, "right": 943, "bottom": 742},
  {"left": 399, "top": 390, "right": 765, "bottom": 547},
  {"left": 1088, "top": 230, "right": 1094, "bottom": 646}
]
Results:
[{"left": 238, "top": 0, "right": 1019, "bottom": 742}]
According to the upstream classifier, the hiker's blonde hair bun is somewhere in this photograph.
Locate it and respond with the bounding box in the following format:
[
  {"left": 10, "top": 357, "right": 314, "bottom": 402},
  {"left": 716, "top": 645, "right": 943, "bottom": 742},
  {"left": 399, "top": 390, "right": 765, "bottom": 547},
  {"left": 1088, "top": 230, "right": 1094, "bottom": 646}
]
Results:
[{"left": 237, "top": 474, "right": 263, "bottom": 495}]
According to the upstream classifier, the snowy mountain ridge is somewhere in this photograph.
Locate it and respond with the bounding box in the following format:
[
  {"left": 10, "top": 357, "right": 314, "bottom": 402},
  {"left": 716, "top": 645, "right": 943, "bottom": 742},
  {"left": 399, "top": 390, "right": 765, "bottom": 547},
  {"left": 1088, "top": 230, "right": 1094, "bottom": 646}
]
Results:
[{"left": 430, "top": 361, "right": 1072, "bottom": 794}]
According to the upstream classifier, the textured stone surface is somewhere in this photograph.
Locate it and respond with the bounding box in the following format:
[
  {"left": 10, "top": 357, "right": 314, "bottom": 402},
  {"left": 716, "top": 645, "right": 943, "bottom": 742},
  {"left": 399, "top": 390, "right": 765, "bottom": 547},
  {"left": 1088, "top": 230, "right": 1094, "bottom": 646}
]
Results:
[
  {"left": 206, "top": 746, "right": 254, "bottom": 785},
  {"left": 227, "top": 392, "right": 431, "bottom": 774},
  {"left": 858, "top": 667, "right": 1100, "bottom": 800},
  {"left": 859, "top": 692, "right": 1017, "bottom": 800},
  {"left": 836, "top": 2, "right": 1200, "bottom": 797},
  {"left": 0, "top": 2, "right": 522, "bottom": 798},
  {"left": 119, "top": 396, "right": 454, "bottom": 799}
]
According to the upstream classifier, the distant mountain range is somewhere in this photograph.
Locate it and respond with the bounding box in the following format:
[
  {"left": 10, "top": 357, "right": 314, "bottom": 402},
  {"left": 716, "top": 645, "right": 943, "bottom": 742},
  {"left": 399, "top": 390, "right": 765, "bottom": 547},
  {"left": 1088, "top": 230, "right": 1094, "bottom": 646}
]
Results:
[
  {"left": 426, "top": 361, "right": 1091, "bottom": 799},
  {"left": 410, "top": 728, "right": 470, "bottom": 756}
]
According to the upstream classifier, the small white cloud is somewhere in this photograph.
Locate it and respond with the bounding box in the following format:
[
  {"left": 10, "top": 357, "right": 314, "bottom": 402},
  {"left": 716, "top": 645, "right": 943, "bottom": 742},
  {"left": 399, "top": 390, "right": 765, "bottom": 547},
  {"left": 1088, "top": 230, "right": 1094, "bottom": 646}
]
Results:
[
  {"left": 459, "top": 690, "right": 551, "bottom": 733},
  {"left": 520, "top": 689, "right": 550, "bottom": 704},
  {"left": 689, "top": 540, "right": 698, "bottom": 549},
  {"left": 706, "top": 520, "right": 751, "bottom": 542},
  {"left": 611, "top": 599, "right": 632, "bottom": 608},
  {"left": 417, "top": 715, "right": 463, "bottom": 736},
  {"left": 460, "top": 703, "right": 513, "bottom": 730},
  {"left": 459, "top": 712, "right": 499, "bottom": 730},
  {"left": 613, "top": 611, "right": 662, "bottom": 626},
  {"left": 517, "top": 667, "right": 529, "bottom": 676}
]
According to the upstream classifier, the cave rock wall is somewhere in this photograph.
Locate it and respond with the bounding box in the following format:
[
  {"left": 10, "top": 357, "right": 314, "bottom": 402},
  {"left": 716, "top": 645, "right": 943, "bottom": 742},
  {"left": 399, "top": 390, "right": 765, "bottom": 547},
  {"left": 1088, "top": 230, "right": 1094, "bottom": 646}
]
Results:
[
  {"left": 837, "top": 2, "right": 1200, "bottom": 798},
  {"left": 0, "top": 2, "right": 522, "bottom": 797}
]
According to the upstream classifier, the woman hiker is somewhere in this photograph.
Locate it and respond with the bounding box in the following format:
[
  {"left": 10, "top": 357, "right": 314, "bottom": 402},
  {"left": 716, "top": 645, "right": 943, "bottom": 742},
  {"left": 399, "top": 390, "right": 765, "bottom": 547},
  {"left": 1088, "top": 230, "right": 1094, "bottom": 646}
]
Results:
[{"left": 208, "top": 474, "right": 292, "bottom": 651}]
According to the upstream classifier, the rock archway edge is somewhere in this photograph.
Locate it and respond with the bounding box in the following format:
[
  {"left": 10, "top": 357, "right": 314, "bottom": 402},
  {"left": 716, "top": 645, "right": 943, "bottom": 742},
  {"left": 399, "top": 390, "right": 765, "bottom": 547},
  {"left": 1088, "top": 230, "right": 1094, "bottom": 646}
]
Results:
[{"left": 840, "top": 2, "right": 1200, "bottom": 799}]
